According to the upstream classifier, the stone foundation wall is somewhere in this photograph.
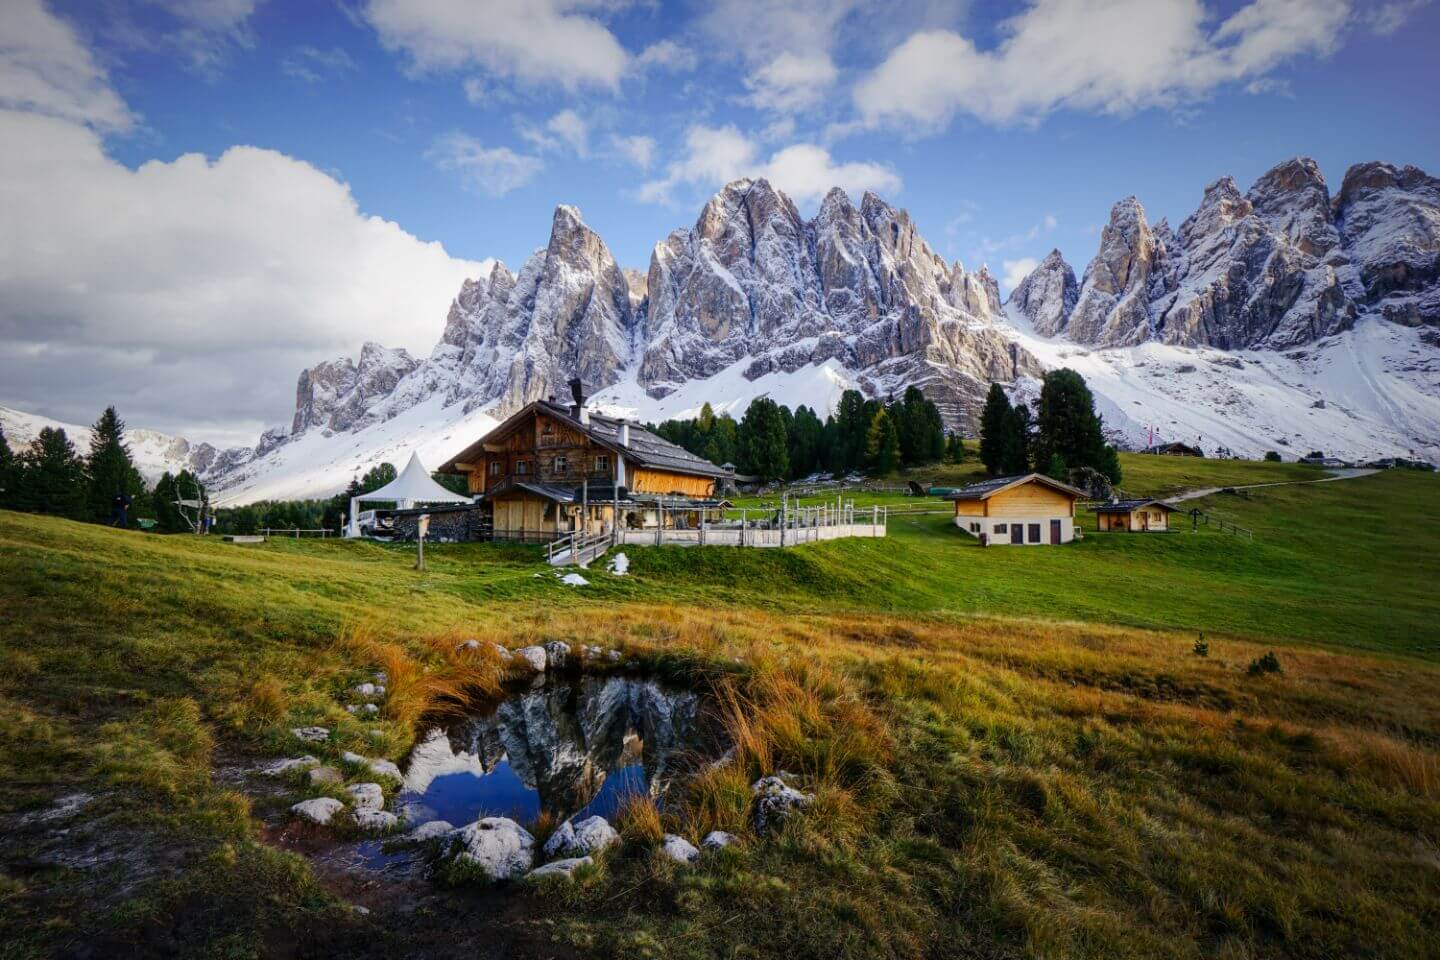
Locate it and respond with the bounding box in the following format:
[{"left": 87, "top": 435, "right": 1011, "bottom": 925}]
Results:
[{"left": 391, "top": 507, "right": 487, "bottom": 542}]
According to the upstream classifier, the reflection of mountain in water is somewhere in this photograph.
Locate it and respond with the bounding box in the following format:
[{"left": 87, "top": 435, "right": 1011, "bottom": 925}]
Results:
[{"left": 399, "top": 677, "right": 715, "bottom": 822}]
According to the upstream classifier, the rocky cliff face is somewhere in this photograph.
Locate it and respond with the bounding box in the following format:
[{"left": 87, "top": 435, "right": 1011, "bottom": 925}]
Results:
[
  {"left": 210, "top": 156, "right": 1438, "bottom": 492},
  {"left": 1023, "top": 156, "right": 1437, "bottom": 350}
]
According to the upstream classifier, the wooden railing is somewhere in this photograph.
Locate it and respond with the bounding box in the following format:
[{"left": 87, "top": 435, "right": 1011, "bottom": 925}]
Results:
[{"left": 546, "top": 530, "right": 613, "bottom": 566}]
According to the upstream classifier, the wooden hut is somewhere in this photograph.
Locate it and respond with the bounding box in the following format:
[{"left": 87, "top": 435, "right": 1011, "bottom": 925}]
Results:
[
  {"left": 436, "top": 379, "right": 730, "bottom": 542},
  {"left": 944, "top": 473, "right": 1085, "bottom": 545},
  {"left": 1089, "top": 498, "right": 1176, "bottom": 532}
]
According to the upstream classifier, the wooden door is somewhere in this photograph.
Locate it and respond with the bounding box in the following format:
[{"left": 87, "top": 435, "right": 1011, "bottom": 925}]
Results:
[
  {"left": 1050, "top": 519, "right": 1061, "bottom": 544},
  {"left": 1010, "top": 524, "right": 1023, "bottom": 545}
]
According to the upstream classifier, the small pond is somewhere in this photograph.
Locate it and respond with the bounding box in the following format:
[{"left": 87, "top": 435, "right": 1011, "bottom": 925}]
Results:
[
  {"left": 396, "top": 674, "right": 725, "bottom": 827},
  {"left": 292, "top": 673, "right": 727, "bottom": 887}
]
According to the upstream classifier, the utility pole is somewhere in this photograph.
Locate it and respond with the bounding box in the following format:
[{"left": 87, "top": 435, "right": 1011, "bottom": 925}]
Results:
[{"left": 415, "top": 514, "right": 430, "bottom": 570}]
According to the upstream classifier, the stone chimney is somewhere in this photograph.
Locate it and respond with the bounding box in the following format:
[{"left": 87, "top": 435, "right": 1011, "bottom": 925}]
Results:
[
  {"left": 568, "top": 377, "right": 590, "bottom": 424},
  {"left": 618, "top": 421, "right": 630, "bottom": 447}
]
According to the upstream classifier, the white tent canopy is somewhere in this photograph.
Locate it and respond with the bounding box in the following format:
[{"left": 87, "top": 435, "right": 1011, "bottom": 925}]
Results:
[{"left": 345, "top": 452, "right": 471, "bottom": 538}]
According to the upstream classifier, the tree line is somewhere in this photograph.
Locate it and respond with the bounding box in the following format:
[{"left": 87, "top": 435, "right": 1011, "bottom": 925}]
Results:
[
  {"left": 653, "top": 386, "right": 964, "bottom": 484},
  {"left": 977, "top": 369, "right": 1122, "bottom": 485}
]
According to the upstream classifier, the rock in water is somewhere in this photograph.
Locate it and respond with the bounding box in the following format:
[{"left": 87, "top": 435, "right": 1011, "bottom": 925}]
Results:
[
  {"left": 291, "top": 797, "right": 345, "bottom": 825},
  {"left": 450, "top": 818, "right": 536, "bottom": 882},
  {"left": 542, "top": 815, "right": 619, "bottom": 859},
  {"left": 752, "top": 776, "right": 814, "bottom": 835},
  {"left": 353, "top": 810, "right": 399, "bottom": 832},
  {"left": 660, "top": 834, "right": 700, "bottom": 865},
  {"left": 543, "top": 641, "right": 571, "bottom": 668}
]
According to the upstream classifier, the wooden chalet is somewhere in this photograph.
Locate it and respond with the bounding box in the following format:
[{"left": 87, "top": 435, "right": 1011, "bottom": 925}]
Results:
[
  {"left": 1143, "top": 441, "right": 1204, "bottom": 457},
  {"left": 1089, "top": 498, "right": 1176, "bottom": 532},
  {"left": 945, "top": 473, "right": 1085, "bottom": 545},
  {"left": 437, "top": 380, "right": 731, "bottom": 542}
]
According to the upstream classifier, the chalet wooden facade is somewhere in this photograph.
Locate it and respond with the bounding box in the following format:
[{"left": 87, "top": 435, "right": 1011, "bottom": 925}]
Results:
[
  {"left": 1089, "top": 498, "right": 1176, "bottom": 532},
  {"left": 945, "top": 473, "right": 1085, "bottom": 546},
  {"left": 437, "top": 381, "right": 730, "bottom": 542}
]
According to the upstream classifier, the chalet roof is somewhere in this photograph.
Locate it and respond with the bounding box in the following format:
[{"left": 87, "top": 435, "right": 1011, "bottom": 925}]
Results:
[
  {"left": 944, "top": 472, "right": 1086, "bottom": 502},
  {"left": 438, "top": 400, "right": 730, "bottom": 480},
  {"left": 1088, "top": 498, "right": 1178, "bottom": 514}
]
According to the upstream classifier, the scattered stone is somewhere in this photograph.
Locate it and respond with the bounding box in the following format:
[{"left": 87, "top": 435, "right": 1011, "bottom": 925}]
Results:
[
  {"left": 290, "top": 726, "right": 329, "bottom": 744},
  {"left": 353, "top": 809, "right": 399, "bottom": 832},
  {"left": 490, "top": 642, "right": 513, "bottom": 662},
  {"left": 346, "top": 783, "right": 384, "bottom": 812},
  {"left": 606, "top": 649, "right": 622, "bottom": 662},
  {"left": 542, "top": 815, "right": 619, "bottom": 859},
  {"left": 374, "top": 672, "right": 388, "bottom": 684},
  {"left": 450, "top": 817, "right": 535, "bottom": 882},
  {"left": 660, "top": 834, "right": 700, "bottom": 865},
  {"left": 351, "top": 905, "right": 371, "bottom": 916},
  {"left": 456, "top": 639, "right": 481, "bottom": 651},
  {"left": 345, "top": 705, "right": 359, "bottom": 714},
  {"left": 308, "top": 766, "right": 342, "bottom": 786},
  {"left": 291, "top": 797, "right": 345, "bottom": 825},
  {"left": 527, "top": 856, "right": 592, "bottom": 881},
  {"left": 261, "top": 756, "right": 319, "bottom": 776},
  {"left": 367, "top": 758, "right": 402, "bottom": 780},
  {"left": 515, "top": 646, "right": 547, "bottom": 672},
  {"left": 701, "top": 831, "right": 739, "bottom": 851},
  {"left": 752, "top": 776, "right": 813, "bottom": 835},
  {"left": 361, "top": 703, "right": 379, "bottom": 715},
  {"left": 543, "top": 641, "right": 571, "bottom": 670},
  {"left": 17, "top": 792, "right": 95, "bottom": 826},
  {"left": 368, "top": 729, "right": 385, "bottom": 741},
  {"left": 353, "top": 682, "right": 378, "bottom": 697},
  {"left": 408, "top": 820, "right": 456, "bottom": 842}
]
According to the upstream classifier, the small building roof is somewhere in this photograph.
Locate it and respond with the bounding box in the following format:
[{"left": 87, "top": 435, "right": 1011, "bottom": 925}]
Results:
[
  {"left": 356, "top": 452, "right": 471, "bottom": 505},
  {"left": 944, "top": 472, "right": 1086, "bottom": 502},
  {"left": 1088, "top": 498, "right": 1178, "bottom": 514}
]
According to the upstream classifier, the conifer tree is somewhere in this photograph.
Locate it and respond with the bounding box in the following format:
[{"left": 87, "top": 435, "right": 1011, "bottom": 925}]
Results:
[
  {"left": 866, "top": 407, "right": 901, "bottom": 474},
  {"left": 1004, "top": 404, "right": 1033, "bottom": 474},
  {"left": 16, "top": 427, "right": 87, "bottom": 518},
  {"left": 978, "top": 384, "right": 1013, "bottom": 475},
  {"left": 738, "top": 397, "right": 789, "bottom": 482},
  {"left": 85, "top": 406, "right": 145, "bottom": 523},
  {"left": 0, "top": 424, "right": 15, "bottom": 509},
  {"left": 1033, "top": 368, "right": 1122, "bottom": 483}
]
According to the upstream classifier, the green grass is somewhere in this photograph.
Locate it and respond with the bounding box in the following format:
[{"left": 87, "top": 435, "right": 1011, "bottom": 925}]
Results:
[{"left": 0, "top": 455, "right": 1437, "bottom": 958}]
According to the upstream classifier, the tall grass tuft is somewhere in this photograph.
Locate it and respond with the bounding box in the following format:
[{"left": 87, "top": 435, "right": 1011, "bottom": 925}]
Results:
[
  {"left": 336, "top": 622, "right": 507, "bottom": 729},
  {"left": 616, "top": 793, "right": 665, "bottom": 847}
]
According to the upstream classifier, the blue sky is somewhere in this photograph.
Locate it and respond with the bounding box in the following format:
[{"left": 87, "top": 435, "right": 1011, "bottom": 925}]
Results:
[{"left": 3, "top": 0, "right": 1438, "bottom": 443}]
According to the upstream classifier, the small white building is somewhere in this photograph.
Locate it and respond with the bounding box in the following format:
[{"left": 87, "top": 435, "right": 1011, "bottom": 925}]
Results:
[{"left": 945, "top": 473, "right": 1085, "bottom": 546}]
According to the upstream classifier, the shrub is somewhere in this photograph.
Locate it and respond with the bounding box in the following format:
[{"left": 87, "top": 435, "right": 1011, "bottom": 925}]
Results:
[
  {"left": 1193, "top": 635, "right": 1209, "bottom": 657},
  {"left": 1247, "top": 651, "right": 1282, "bottom": 676},
  {"left": 1264, "top": 451, "right": 1282, "bottom": 462}
]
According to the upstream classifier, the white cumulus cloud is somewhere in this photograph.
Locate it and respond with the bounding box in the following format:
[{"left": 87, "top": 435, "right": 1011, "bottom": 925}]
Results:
[
  {"left": 1001, "top": 257, "right": 1040, "bottom": 295},
  {"left": 362, "top": 0, "right": 632, "bottom": 92},
  {"left": 855, "top": 0, "right": 1353, "bottom": 130},
  {"left": 427, "top": 131, "right": 543, "bottom": 195},
  {"left": 639, "top": 124, "right": 899, "bottom": 208},
  {"left": 0, "top": 0, "right": 133, "bottom": 130}
]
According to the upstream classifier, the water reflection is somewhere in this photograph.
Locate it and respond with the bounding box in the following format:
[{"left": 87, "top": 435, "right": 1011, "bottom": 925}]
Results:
[{"left": 397, "top": 676, "right": 719, "bottom": 827}]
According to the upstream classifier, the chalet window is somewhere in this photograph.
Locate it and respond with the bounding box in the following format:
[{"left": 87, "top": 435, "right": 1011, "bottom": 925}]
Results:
[
  {"left": 488, "top": 461, "right": 501, "bottom": 476},
  {"left": 994, "top": 523, "right": 1007, "bottom": 534},
  {"left": 969, "top": 522, "right": 980, "bottom": 533},
  {"left": 595, "top": 454, "right": 610, "bottom": 473},
  {"left": 541, "top": 421, "right": 554, "bottom": 435},
  {"left": 1028, "top": 523, "right": 1041, "bottom": 543},
  {"left": 554, "top": 455, "right": 568, "bottom": 472},
  {"left": 516, "top": 459, "right": 531, "bottom": 476}
]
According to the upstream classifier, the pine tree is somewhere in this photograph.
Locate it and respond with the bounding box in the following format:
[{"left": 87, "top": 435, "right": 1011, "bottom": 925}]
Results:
[
  {"left": 978, "top": 384, "right": 1013, "bottom": 475},
  {"left": 738, "top": 397, "right": 789, "bottom": 482},
  {"left": 85, "top": 406, "right": 145, "bottom": 524},
  {"left": 866, "top": 407, "right": 901, "bottom": 474},
  {"left": 834, "top": 390, "right": 869, "bottom": 472},
  {"left": 1004, "top": 404, "right": 1033, "bottom": 474},
  {"left": 1032, "top": 369, "right": 1118, "bottom": 483},
  {"left": 359, "top": 462, "right": 397, "bottom": 494},
  {"left": 945, "top": 433, "right": 966, "bottom": 464},
  {"left": 787, "top": 405, "right": 825, "bottom": 479},
  {"left": 0, "top": 424, "right": 15, "bottom": 509},
  {"left": 15, "top": 427, "right": 88, "bottom": 518}
]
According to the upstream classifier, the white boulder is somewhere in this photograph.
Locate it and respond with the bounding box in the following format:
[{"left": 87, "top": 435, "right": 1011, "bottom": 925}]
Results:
[
  {"left": 262, "top": 756, "right": 319, "bottom": 776},
  {"left": 515, "top": 646, "right": 547, "bottom": 672},
  {"left": 660, "top": 834, "right": 699, "bottom": 865},
  {"left": 291, "top": 797, "right": 345, "bottom": 825},
  {"left": 542, "top": 815, "right": 619, "bottom": 860},
  {"left": 752, "top": 776, "right": 813, "bottom": 835},
  {"left": 346, "top": 782, "right": 384, "bottom": 812},
  {"left": 353, "top": 809, "right": 400, "bottom": 832},
  {"left": 543, "top": 641, "right": 571, "bottom": 670},
  {"left": 701, "top": 831, "right": 739, "bottom": 851},
  {"left": 408, "top": 820, "right": 456, "bottom": 842},
  {"left": 307, "top": 766, "right": 342, "bottom": 786},
  {"left": 527, "top": 856, "right": 592, "bottom": 881},
  {"left": 451, "top": 817, "right": 536, "bottom": 882}
]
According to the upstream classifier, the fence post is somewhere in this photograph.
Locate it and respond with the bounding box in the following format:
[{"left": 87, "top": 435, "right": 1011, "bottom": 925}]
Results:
[{"left": 781, "top": 496, "right": 787, "bottom": 548}]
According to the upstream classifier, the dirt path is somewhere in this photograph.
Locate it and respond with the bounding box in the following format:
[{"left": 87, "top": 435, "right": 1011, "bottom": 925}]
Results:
[{"left": 1164, "top": 468, "right": 1379, "bottom": 504}]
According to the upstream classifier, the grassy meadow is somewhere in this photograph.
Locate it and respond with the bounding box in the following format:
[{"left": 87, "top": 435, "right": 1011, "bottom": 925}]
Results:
[{"left": 1, "top": 454, "right": 1437, "bottom": 958}]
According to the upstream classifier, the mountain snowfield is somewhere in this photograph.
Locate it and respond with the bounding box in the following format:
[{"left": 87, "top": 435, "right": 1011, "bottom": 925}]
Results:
[
  {"left": 6, "top": 157, "right": 1438, "bottom": 504},
  {"left": 0, "top": 404, "right": 208, "bottom": 485}
]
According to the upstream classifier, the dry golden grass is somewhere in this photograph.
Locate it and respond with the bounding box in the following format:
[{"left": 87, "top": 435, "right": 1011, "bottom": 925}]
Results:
[
  {"left": 335, "top": 622, "right": 509, "bottom": 729},
  {"left": 616, "top": 793, "right": 666, "bottom": 847}
]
